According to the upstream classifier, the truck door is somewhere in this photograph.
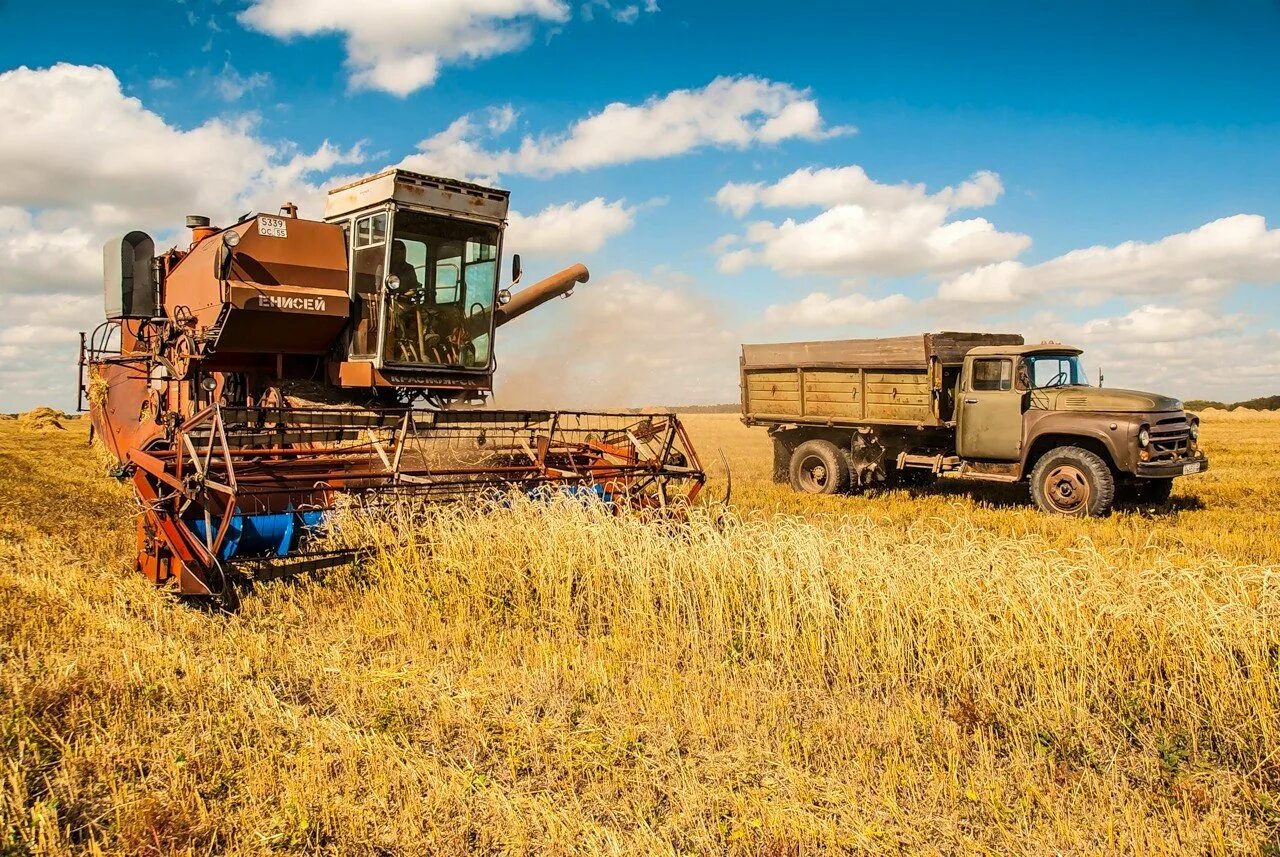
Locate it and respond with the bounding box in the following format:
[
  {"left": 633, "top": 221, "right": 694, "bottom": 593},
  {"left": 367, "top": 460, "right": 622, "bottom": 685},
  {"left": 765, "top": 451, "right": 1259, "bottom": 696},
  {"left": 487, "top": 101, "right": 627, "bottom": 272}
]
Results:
[{"left": 956, "top": 356, "right": 1023, "bottom": 460}]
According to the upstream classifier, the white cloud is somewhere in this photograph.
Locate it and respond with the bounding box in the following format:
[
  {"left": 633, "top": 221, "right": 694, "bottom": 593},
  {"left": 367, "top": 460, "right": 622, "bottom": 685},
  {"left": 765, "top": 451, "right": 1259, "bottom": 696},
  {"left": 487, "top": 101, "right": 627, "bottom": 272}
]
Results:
[
  {"left": 0, "top": 64, "right": 363, "bottom": 291},
  {"left": 1077, "top": 304, "right": 1242, "bottom": 344},
  {"left": 486, "top": 104, "right": 518, "bottom": 134},
  {"left": 938, "top": 214, "right": 1280, "bottom": 305},
  {"left": 0, "top": 64, "right": 270, "bottom": 223},
  {"left": 239, "top": 0, "right": 572, "bottom": 96},
  {"left": 214, "top": 62, "right": 271, "bottom": 101},
  {"left": 402, "top": 76, "right": 851, "bottom": 180},
  {"left": 505, "top": 198, "right": 635, "bottom": 257},
  {"left": 580, "top": 0, "right": 653, "bottom": 23},
  {"left": 0, "top": 63, "right": 364, "bottom": 410},
  {"left": 1027, "top": 317, "right": 1279, "bottom": 402},
  {"left": 764, "top": 291, "right": 915, "bottom": 327},
  {"left": 495, "top": 270, "right": 738, "bottom": 408},
  {"left": 714, "top": 165, "right": 1027, "bottom": 279},
  {"left": 715, "top": 166, "right": 1003, "bottom": 218}
]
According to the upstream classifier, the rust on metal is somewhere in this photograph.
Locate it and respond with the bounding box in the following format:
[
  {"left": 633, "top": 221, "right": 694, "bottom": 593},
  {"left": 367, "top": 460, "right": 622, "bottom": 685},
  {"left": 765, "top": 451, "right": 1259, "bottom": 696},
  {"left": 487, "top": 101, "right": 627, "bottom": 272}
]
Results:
[{"left": 80, "top": 170, "right": 706, "bottom": 598}]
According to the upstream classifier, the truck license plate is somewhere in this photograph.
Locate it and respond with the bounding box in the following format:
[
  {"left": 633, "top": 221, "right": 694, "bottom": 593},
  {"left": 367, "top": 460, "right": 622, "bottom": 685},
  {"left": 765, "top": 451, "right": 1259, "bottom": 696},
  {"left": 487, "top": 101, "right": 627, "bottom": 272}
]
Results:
[{"left": 1183, "top": 462, "right": 1202, "bottom": 475}]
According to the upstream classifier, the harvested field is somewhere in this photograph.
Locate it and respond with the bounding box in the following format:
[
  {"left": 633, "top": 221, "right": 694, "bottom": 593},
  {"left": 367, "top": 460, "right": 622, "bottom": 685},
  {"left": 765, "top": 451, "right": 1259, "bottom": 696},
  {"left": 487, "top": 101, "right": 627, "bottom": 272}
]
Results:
[{"left": 1, "top": 412, "right": 1278, "bottom": 854}]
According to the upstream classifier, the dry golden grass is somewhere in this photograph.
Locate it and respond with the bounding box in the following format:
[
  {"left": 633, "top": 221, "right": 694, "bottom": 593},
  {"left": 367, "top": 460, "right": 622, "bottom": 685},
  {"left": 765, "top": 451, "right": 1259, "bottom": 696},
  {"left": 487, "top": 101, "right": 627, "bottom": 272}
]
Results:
[{"left": 1, "top": 413, "right": 1278, "bottom": 855}]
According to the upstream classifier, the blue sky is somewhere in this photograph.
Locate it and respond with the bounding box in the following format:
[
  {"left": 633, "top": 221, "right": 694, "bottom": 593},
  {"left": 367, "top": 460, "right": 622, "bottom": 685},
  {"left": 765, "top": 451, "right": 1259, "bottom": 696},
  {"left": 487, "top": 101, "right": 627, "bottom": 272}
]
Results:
[{"left": 1, "top": 0, "right": 1278, "bottom": 409}]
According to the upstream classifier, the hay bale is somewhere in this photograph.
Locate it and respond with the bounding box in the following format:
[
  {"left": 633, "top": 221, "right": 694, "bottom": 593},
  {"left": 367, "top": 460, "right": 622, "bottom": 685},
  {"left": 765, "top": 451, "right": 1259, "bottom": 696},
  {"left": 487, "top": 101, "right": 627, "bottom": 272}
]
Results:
[{"left": 19, "top": 407, "right": 67, "bottom": 431}]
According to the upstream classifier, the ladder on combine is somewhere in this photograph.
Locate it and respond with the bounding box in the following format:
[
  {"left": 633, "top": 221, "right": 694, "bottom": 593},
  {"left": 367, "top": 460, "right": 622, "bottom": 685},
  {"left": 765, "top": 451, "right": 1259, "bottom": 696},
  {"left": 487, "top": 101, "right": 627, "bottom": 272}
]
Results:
[{"left": 126, "top": 405, "right": 705, "bottom": 597}]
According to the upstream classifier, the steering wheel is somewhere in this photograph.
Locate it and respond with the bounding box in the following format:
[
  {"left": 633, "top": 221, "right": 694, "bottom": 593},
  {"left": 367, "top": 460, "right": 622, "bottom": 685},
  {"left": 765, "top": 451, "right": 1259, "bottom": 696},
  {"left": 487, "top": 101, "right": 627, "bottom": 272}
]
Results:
[{"left": 1046, "top": 370, "right": 1069, "bottom": 388}]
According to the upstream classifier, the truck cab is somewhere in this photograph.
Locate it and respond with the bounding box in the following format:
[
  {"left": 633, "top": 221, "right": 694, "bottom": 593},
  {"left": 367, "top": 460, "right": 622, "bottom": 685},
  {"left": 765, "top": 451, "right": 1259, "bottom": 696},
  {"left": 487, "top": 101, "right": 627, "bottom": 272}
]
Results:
[{"left": 954, "top": 343, "right": 1207, "bottom": 513}]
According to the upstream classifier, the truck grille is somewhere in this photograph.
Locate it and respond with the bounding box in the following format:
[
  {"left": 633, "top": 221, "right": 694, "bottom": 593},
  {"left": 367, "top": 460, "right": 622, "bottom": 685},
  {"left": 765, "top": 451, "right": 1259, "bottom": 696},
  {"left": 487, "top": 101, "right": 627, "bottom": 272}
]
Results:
[{"left": 1148, "top": 415, "right": 1191, "bottom": 461}]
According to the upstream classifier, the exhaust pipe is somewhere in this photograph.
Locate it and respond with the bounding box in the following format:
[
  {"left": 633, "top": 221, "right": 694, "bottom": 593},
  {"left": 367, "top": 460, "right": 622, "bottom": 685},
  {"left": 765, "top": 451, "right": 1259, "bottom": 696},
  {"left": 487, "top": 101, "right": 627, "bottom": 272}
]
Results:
[
  {"left": 494, "top": 264, "right": 589, "bottom": 327},
  {"left": 186, "top": 215, "right": 216, "bottom": 245}
]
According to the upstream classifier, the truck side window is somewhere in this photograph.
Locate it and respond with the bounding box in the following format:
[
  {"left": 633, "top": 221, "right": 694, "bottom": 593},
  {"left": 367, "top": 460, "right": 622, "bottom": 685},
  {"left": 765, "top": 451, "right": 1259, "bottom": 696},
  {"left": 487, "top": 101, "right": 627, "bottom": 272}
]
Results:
[{"left": 972, "top": 358, "right": 1013, "bottom": 392}]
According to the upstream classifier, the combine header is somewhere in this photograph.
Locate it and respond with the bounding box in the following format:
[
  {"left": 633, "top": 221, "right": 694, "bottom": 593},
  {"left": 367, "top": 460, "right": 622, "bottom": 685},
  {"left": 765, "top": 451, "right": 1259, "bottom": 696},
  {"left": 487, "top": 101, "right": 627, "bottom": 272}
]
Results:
[{"left": 80, "top": 170, "right": 704, "bottom": 597}]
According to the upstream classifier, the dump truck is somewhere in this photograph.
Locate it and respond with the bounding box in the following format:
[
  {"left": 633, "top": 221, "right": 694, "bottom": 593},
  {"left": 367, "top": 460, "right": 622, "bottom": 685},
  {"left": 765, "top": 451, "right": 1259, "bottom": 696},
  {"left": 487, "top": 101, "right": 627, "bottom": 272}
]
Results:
[
  {"left": 740, "top": 332, "right": 1207, "bottom": 516},
  {"left": 80, "top": 169, "right": 704, "bottom": 600}
]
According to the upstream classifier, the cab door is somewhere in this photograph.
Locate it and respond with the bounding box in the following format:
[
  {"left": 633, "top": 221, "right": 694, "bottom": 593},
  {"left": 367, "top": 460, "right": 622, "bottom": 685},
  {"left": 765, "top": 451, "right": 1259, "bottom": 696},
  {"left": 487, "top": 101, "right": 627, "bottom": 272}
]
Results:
[
  {"left": 347, "top": 209, "right": 391, "bottom": 361},
  {"left": 956, "top": 356, "right": 1023, "bottom": 460}
]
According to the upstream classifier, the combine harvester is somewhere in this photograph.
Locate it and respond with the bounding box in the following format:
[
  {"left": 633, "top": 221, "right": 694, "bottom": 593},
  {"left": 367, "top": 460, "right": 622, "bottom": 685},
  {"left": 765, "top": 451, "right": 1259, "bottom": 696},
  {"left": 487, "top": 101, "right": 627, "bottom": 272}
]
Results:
[{"left": 80, "top": 170, "right": 705, "bottom": 599}]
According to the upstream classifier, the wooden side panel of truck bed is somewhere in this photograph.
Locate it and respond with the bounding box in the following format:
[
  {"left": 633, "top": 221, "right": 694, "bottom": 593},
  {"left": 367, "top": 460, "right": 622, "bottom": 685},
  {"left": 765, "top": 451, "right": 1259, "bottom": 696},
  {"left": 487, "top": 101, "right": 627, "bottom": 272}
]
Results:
[
  {"left": 744, "top": 366, "right": 934, "bottom": 424},
  {"left": 741, "top": 331, "right": 1023, "bottom": 428}
]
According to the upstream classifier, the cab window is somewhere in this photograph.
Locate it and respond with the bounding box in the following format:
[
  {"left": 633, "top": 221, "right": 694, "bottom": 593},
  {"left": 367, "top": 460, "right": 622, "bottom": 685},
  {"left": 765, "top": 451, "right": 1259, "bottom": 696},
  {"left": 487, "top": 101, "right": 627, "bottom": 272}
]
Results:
[
  {"left": 382, "top": 209, "right": 499, "bottom": 369},
  {"left": 972, "top": 358, "right": 1013, "bottom": 392}
]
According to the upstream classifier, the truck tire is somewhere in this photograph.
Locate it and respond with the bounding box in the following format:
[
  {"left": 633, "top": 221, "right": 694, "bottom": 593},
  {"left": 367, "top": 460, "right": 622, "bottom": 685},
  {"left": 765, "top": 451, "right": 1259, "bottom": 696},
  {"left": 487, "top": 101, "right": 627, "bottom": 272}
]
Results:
[
  {"left": 789, "top": 440, "right": 850, "bottom": 495},
  {"left": 1028, "top": 446, "right": 1115, "bottom": 517}
]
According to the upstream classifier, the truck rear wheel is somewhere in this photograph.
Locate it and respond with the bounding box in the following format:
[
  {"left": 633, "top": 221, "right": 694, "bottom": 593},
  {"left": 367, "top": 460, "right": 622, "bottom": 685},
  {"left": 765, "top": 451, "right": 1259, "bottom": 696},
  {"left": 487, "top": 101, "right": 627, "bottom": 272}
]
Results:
[
  {"left": 1029, "top": 446, "right": 1115, "bottom": 517},
  {"left": 789, "top": 440, "right": 850, "bottom": 495}
]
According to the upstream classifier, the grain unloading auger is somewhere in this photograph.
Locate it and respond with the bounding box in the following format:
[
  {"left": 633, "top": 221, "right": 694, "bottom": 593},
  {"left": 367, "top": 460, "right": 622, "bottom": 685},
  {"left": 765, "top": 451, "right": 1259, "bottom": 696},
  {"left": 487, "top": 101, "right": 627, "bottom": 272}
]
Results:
[{"left": 79, "top": 170, "right": 705, "bottom": 598}]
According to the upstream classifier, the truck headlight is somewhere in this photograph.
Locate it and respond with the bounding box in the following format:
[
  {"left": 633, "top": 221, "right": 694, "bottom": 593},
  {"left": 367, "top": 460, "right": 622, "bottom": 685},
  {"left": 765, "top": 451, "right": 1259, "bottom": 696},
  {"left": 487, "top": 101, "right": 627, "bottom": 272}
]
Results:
[
  {"left": 1189, "top": 420, "right": 1199, "bottom": 442},
  {"left": 1138, "top": 426, "right": 1150, "bottom": 448}
]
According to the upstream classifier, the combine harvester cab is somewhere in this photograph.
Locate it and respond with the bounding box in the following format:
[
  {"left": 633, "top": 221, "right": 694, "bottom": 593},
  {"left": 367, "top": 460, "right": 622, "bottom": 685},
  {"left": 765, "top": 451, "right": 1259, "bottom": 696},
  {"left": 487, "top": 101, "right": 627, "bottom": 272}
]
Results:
[{"left": 80, "top": 170, "right": 705, "bottom": 599}]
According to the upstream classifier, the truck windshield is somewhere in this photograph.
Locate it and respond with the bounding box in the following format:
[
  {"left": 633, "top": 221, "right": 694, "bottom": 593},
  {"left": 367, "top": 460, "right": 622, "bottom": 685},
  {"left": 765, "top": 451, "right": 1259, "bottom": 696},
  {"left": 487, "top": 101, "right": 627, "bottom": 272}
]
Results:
[
  {"left": 1023, "top": 354, "right": 1089, "bottom": 388},
  {"left": 383, "top": 209, "right": 499, "bottom": 369}
]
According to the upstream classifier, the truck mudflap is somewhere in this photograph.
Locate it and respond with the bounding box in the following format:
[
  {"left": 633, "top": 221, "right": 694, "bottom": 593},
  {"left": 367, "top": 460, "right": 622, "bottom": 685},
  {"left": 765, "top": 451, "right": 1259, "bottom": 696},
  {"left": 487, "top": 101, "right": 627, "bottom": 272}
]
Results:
[{"left": 1136, "top": 452, "right": 1209, "bottom": 479}]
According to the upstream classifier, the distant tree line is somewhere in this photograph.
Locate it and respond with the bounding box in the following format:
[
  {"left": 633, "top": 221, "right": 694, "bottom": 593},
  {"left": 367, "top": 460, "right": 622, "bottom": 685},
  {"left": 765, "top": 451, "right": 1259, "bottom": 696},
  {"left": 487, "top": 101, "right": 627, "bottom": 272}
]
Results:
[{"left": 1185, "top": 395, "right": 1280, "bottom": 411}]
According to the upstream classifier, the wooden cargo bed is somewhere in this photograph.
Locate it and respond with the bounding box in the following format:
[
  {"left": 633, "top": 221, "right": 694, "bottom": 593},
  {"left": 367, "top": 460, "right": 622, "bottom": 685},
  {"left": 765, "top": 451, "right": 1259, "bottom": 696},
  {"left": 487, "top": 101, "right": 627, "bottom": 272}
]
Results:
[{"left": 741, "top": 331, "right": 1023, "bottom": 427}]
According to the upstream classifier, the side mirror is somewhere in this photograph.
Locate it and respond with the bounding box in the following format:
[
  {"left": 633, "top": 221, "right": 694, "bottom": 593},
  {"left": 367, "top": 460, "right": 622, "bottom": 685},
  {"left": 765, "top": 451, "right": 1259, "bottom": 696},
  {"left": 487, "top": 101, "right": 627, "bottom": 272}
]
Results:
[{"left": 511, "top": 253, "right": 522, "bottom": 285}]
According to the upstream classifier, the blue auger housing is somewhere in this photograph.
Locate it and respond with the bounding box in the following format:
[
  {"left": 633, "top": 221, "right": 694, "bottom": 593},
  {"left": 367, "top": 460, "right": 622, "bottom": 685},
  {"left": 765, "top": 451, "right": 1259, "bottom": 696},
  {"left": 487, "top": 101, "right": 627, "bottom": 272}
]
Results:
[{"left": 190, "top": 506, "right": 325, "bottom": 562}]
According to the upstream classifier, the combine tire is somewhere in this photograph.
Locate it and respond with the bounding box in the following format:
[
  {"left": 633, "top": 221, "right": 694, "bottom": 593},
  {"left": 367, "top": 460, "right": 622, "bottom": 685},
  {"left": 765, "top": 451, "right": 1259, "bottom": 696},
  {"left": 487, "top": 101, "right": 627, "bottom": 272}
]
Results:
[
  {"left": 1029, "top": 446, "right": 1115, "bottom": 517},
  {"left": 789, "top": 440, "right": 850, "bottom": 495}
]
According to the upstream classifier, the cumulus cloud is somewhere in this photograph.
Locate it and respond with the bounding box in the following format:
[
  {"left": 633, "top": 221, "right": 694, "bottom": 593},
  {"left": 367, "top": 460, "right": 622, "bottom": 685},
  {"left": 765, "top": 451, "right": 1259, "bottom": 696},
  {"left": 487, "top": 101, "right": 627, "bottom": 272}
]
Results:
[
  {"left": 402, "top": 76, "right": 851, "bottom": 180},
  {"left": 239, "top": 0, "right": 572, "bottom": 96},
  {"left": 763, "top": 291, "right": 915, "bottom": 327},
  {"left": 1076, "top": 304, "right": 1242, "bottom": 344},
  {"left": 0, "top": 63, "right": 364, "bottom": 410},
  {"left": 715, "top": 165, "right": 1026, "bottom": 279},
  {"left": 1028, "top": 316, "right": 1279, "bottom": 402},
  {"left": 505, "top": 198, "right": 635, "bottom": 257},
  {"left": 495, "top": 270, "right": 738, "bottom": 408},
  {"left": 938, "top": 214, "right": 1280, "bottom": 305},
  {"left": 715, "top": 166, "right": 1003, "bottom": 218}
]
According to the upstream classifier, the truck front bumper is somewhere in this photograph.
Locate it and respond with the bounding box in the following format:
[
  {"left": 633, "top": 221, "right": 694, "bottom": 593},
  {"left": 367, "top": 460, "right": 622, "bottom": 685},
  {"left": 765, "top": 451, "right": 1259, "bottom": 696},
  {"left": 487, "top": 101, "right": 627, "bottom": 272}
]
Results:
[{"left": 1136, "top": 452, "right": 1209, "bottom": 479}]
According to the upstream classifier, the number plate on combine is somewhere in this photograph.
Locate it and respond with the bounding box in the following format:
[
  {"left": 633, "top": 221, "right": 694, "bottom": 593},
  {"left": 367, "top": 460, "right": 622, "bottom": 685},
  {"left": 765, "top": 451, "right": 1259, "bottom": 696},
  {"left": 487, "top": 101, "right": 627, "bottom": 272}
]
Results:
[
  {"left": 1183, "top": 462, "right": 1202, "bottom": 475},
  {"left": 258, "top": 216, "right": 288, "bottom": 238}
]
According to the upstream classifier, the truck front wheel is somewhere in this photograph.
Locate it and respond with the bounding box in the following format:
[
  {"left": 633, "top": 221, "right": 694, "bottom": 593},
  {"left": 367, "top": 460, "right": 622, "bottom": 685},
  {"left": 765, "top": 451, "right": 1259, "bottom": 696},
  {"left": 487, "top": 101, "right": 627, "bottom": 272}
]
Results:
[
  {"left": 789, "top": 440, "right": 850, "bottom": 495},
  {"left": 1028, "top": 446, "right": 1115, "bottom": 517}
]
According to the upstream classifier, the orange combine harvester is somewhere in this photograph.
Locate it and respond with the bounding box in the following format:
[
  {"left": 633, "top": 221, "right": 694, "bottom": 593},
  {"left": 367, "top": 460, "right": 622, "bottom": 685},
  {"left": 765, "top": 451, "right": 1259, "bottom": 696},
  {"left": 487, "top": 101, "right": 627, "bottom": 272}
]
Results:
[{"left": 80, "top": 170, "right": 704, "bottom": 601}]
